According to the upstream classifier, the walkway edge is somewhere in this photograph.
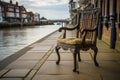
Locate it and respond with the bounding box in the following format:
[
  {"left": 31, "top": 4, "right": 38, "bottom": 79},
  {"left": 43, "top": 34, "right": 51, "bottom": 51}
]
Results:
[
  {"left": 24, "top": 45, "right": 55, "bottom": 80},
  {"left": 0, "top": 30, "right": 58, "bottom": 70}
]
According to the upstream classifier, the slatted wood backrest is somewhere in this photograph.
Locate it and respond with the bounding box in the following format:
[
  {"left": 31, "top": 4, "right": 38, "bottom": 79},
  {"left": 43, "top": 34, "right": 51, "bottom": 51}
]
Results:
[{"left": 77, "top": 8, "right": 100, "bottom": 45}]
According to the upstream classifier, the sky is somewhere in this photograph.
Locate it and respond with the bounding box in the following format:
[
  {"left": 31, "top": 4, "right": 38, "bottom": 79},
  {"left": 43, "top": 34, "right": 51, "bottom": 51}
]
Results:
[{"left": 2, "top": 0, "right": 70, "bottom": 19}]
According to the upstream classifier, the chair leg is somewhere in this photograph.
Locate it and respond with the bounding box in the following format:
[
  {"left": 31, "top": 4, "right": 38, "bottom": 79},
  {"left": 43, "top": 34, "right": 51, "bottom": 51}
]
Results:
[
  {"left": 78, "top": 52, "right": 81, "bottom": 62},
  {"left": 93, "top": 47, "right": 99, "bottom": 66},
  {"left": 73, "top": 52, "right": 77, "bottom": 72},
  {"left": 55, "top": 45, "right": 61, "bottom": 65}
]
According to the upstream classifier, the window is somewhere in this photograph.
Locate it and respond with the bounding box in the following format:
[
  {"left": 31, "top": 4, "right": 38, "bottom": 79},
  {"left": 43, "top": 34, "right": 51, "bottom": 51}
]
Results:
[
  {"left": 0, "top": 17, "right": 3, "bottom": 22},
  {"left": 22, "top": 14, "right": 27, "bottom": 18},
  {"left": 0, "top": 6, "right": 1, "bottom": 11},
  {"left": 7, "top": 12, "right": 15, "bottom": 17},
  {"left": 16, "top": 9, "right": 19, "bottom": 12},
  {"left": 72, "top": 14, "right": 77, "bottom": 26},
  {"left": 21, "top": 11, "right": 26, "bottom": 13},
  {"left": 8, "top": 5, "right": 14, "bottom": 8},
  {"left": 16, "top": 13, "right": 19, "bottom": 17},
  {"left": 8, "top": 8, "right": 14, "bottom": 11},
  {"left": 0, "top": 6, "right": 2, "bottom": 16},
  {"left": 0, "top": 13, "right": 2, "bottom": 16}
]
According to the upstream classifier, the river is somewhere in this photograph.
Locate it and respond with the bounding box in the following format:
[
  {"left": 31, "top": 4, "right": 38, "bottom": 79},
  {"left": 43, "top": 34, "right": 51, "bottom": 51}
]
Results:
[{"left": 0, "top": 25, "right": 61, "bottom": 61}]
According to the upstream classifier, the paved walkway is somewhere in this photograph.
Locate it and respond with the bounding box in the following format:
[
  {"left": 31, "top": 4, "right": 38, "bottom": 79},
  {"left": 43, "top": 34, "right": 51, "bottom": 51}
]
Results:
[{"left": 0, "top": 31, "right": 120, "bottom": 80}]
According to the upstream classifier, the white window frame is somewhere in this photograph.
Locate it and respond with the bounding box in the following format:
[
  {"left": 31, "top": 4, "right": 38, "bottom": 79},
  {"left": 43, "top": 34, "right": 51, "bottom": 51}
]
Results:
[{"left": 7, "top": 12, "right": 15, "bottom": 17}]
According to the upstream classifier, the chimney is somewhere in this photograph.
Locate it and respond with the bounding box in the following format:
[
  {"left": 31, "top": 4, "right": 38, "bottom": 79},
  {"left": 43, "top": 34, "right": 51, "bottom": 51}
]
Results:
[
  {"left": 16, "top": 1, "right": 18, "bottom": 6},
  {"left": 10, "top": 0, "right": 12, "bottom": 4}
]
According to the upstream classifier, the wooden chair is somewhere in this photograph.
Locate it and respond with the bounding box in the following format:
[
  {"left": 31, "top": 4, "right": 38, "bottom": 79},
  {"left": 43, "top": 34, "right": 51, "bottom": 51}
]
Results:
[{"left": 55, "top": 8, "right": 100, "bottom": 72}]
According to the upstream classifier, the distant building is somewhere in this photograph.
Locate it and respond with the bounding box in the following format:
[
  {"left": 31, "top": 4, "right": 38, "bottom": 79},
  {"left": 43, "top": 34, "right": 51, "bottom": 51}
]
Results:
[
  {"left": 69, "top": 0, "right": 80, "bottom": 25},
  {"left": 19, "top": 5, "right": 27, "bottom": 23},
  {"left": 0, "top": 0, "right": 27, "bottom": 23},
  {"left": 0, "top": 0, "right": 40, "bottom": 23},
  {"left": 27, "top": 11, "right": 34, "bottom": 23},
  {"left": 0, "top": 5, "right": 3, "bottom": 22},
  {"left": 34, "top": 13, "right": 40, "bottom": 24}
]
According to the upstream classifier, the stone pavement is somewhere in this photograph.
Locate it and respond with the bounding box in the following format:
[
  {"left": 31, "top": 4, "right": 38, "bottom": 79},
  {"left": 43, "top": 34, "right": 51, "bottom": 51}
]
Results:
[{"left": 0, "top": 31, "right": 120, "bottom": 80}]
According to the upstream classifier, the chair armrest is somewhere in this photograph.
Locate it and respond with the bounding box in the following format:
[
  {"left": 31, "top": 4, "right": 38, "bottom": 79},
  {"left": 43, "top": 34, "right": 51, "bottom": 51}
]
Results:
[
  {"left": 59, "top": 26, "right": 78, "bottom": 32},
  {"left": 58, "top": 25, "right": 79, "bottom": 38},
  {"left": 81, "top": 26, "right": 97, "bottom": 34},
  {"left": 81, "top": 26, "right": 98, "bottom": 44}
]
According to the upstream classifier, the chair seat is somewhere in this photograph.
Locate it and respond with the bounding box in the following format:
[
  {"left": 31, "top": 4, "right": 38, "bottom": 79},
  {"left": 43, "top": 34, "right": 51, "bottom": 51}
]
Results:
[{"left": 57, "top": 38, "right": 92, "bottom": 45}]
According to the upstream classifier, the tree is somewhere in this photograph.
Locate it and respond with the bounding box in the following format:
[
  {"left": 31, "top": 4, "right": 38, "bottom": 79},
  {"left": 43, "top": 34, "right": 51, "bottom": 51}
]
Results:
[{"left": 40, "top": 17, "right": 47, "bottom": 20}]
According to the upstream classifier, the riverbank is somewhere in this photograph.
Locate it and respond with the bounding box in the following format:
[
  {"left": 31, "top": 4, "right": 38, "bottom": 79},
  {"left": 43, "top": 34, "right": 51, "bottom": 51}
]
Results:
[
  {"left": 0, "top": 22, "right": 34, "bottom": 28},
  {"left": 0, "top": 31, "right": 120, "bottom": 80},
  {"left": 0, "top": 25, "right": 61, "bottom": 61},
  {"left": 0, "top": 22, "right": 54, "bottom": 28},
  {"left": 0, "top": 30, "right": 58, "bottom": 70}
]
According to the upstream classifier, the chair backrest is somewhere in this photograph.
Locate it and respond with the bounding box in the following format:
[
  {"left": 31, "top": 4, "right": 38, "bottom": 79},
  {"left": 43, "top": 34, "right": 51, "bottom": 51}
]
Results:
[{"left": 77, "top": 8, "right": 100, "bottom": 45}]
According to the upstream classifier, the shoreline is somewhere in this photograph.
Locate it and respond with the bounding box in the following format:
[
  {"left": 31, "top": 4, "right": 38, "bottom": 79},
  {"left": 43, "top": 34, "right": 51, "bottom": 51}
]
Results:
[
  {"left": 0, "top": 24, "right": 61, "bottom": 61},
  {"left": 0, "top": 22, "right": 54, "bottom": 28}
]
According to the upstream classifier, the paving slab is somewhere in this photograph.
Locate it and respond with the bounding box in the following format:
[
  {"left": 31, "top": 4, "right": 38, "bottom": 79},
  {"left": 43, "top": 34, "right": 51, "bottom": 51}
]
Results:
[
  {"left": 3, "top": 69, "right": 30, "bottom": 78},
  {"left": 6, "top": 60, "right": 38, "bottom": 69},
  {"left": 0, "top": 78, "right": 22, "bottom": 80},
  {"left": 0, "top": 69, "right": 9, "bottom": 77},
  {"left": 18, "top": 52, "right": 46, "bottom": 60},
  {"left": 99, "top": 73, "right": 120, "bottom": 80},
  {"left": 48, "top": 53, "right": 73, "bottom": 61},
  {"left": 37, "top": 61, "right": 74, "bottom": 75},
  {"left": 97, "top": 52, "right": 120, "bottom": 61},
  {"left": 97, "top": 61, "right": 120, "bottom": 80},
  {"left": 75, "top": 73, "right": 101, "bottom": 80},
  {"left": 98, "top": 61, "right": 120, "bottom": 73},
  {"left": 30, "top": 46, "right": 52, "bottom": 51},
  {"left": 30, "top": 43, "right": 54, "bottom": 47},
  {"left": 33, "top": 75, "right": 74, "bottom": 80}
]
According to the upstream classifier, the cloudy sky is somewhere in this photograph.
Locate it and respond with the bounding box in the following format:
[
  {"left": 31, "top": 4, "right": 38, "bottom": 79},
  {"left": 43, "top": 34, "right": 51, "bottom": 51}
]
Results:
[{"left": 3, "top": 0, "right": 70, "bottom": 19}]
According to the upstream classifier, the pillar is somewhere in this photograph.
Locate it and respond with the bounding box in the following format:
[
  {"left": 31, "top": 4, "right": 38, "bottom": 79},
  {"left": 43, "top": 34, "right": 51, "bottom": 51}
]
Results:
[
  {"left": 98, "top": 0, "right": 103, "bottom": 40},
  {"left": 110, "top": 0, "right": 116, "bottom": 49},
  {"left": 104, "top": 0, "right": 109, "bottom": 28}
]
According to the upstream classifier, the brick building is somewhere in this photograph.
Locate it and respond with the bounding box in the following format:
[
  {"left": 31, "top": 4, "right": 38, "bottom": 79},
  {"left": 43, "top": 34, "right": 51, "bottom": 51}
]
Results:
[
  {"left": 0, "top": 0, "right": 27, "bottom": 23},
  {"left": 0, "top": 0, "right": 40, "bottom": 24},
  {"left": 27, "top": 11, "right": 34, "bottom": 23}
]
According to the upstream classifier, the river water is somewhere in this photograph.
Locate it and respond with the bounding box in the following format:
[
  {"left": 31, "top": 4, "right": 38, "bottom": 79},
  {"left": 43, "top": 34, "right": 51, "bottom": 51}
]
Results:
[{"left": 0, "top": 25, "right": 61, "bottom": 61}]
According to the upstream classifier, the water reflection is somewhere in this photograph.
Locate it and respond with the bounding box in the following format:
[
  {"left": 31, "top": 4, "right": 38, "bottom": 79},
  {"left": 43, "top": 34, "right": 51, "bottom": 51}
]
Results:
[{"left": 0, "top": 25, "right": 61, "bottom": 61}]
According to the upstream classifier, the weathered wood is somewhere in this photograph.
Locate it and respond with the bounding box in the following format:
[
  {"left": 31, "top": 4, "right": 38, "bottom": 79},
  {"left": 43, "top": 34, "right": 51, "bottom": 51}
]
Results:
[{"left": 55, "top": 8, "right": 100, "bottom": 73}]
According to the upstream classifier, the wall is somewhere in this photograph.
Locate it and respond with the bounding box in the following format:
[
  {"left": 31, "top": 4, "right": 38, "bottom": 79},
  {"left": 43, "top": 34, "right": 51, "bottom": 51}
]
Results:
[{"left": 100, "top": 0, "right": 120, "bottom": 52}]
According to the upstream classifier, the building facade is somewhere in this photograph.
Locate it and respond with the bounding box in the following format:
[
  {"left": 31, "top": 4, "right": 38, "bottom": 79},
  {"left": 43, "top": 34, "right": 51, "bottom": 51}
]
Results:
[
  {"left": 69, "top": 0, "right": 79, "bottom": 24},
  {"left": 69, "top": 0, "right": 120, "bottom": 52},
  {"left": 0, "top": 0, "right": 40, "bottom": 24},
  {"left": 19, "top": 6, "right": 27, "bottom": 23},
  {"left": 27, "top": 11, "right": 34, "bottom": 23},
  {"left": 97, "top": 0, "right": 120, "bottom": 52},
  {"left": 34, "top": 13, "right": 40, "bottom": 24},
  {"left": 0, "top": 0, "right": 27, "bottom": 23}
]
